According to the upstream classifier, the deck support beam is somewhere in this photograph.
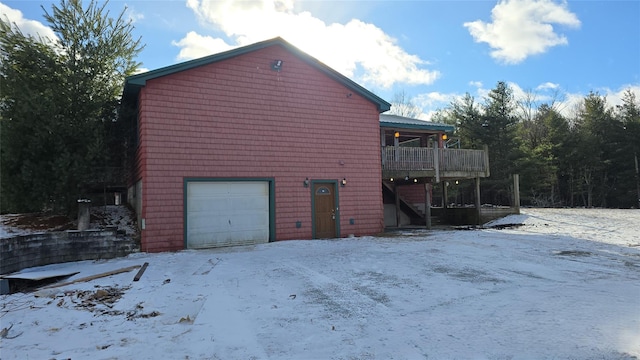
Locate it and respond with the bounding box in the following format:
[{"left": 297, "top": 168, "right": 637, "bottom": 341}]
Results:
[
  {"left": 395, "top": 184, "right": 401, "bottom": 227},
  {"left": 474, "top": 177, "right": 481, "bottom": 226},
  {"left": 442, "top": 182, "right": 448, "bottom": 209},
  {"left": 433, "top": 142, "right": 440, "bottom": 184},
  {"left": 425, "top": 182, "right": 432, "bottom": 230},
  {"left": 513, "top": 174, "right": 520, "bottom": 214}
]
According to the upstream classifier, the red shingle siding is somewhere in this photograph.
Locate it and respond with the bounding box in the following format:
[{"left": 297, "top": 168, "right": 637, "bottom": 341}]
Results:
[
  {"left": 137, "top": 45, "right": 383, "bottom": 251},
  {"left": 397, "top": 184, "right": 427, "bottom": 205}
]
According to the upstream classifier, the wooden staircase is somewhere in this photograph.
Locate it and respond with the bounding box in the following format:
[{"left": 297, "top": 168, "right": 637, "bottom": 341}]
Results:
[{"left": 382, "top": 181, "right": 442, "bottom": 226}]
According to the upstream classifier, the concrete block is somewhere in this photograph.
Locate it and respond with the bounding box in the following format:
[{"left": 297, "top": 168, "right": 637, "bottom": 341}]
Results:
[{"left": 0, "top": 279, "right": 10, "bottom": 295}]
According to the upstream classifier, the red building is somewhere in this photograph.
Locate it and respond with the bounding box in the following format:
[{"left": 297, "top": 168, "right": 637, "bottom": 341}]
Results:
[{"left": 122, "top": 37, "right": 391, "bottom": 252}]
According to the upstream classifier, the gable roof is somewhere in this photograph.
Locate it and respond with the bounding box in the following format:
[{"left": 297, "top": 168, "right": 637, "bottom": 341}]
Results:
[
  {"left": 380, "top": 114, "right": 454, "bottom": 132},
  {"left": 123, "top": 37, "right": 391, "bottom": 113}
]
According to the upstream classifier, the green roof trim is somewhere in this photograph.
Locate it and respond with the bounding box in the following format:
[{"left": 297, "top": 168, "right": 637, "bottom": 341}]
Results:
[
  {"left": 123, "top": 37, "right": 391, "bottom": 112},
  {"left": 379, "top": 114, "right": 454, "bottom": 132}
]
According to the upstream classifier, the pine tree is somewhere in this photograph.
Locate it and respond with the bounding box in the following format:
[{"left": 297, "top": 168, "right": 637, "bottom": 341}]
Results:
[
  {"left": 481, "top": 81, "right": 521, "bottom": 205},
  {"left": 1, "top": 0, "right": 143, "bottom": 214}
]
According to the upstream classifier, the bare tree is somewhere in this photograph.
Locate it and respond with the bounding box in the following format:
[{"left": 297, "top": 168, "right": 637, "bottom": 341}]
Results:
[{"left": 388, "top": 90, "right": 421, "bottom": 118}]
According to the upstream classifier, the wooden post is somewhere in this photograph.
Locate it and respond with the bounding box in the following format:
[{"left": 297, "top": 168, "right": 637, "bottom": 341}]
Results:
[
  {"left": 381, "top": 130, "right": 386, "bottom": 168},
  {"left": 474, "top": 177, "right": 481, "bottom": 226},
  {"left": 443, "top": 182, "right": 448, "bottom": 208},
  {"left": 425, "top": 183, "right": 432, "bottom": 230},
  {"left": 513, "top": 174, "right": 520, "bottom": 213},
  {"left": 395, "top": 184, "right": 401, "bottom": 227},
  {"left": 77, "top": 199, "right": 91, "bottom": 231},
  {"left": 442, "top": 182, "right": 448, "bottom": 225},
  {"left": 133, "top": 262, "right": 149, "bottom": 281},
  {"left": 483, "top": 145, "right": 490, "bottom": 177},
  {"left": 433, "top": 141, "right": 440, "bottom": 184}
]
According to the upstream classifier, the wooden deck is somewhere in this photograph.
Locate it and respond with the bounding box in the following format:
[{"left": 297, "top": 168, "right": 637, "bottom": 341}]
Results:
[{"left": 381, "top": 146, "right": 490, "bottom": 179}]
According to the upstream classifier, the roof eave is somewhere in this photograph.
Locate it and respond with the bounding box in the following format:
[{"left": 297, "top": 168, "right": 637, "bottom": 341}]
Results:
[
  {"left": 122, "top": 37, "right": 391, "bottom": 113},
  {"left": 380, "top": 121, "right": 454, "bottom": 132}
]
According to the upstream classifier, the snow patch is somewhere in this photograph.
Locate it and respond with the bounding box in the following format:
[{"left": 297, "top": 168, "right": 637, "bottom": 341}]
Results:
[{"left": 0, "top": 205, "right": 138, "bottom": 239}]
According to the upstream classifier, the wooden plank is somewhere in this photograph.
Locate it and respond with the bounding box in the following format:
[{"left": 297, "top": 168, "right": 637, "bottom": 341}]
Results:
[
  {"left": 2, "top": 270, "right": 79, "bottom": 281},
  {"left": 39, "top": 265, "right": 141, "bottom": 290},
  {"left": 133, "top": 262, "right": 149, "bottom": 281},
  {"left": 425, "top": 183, "right": 432, "bottom": 230}
]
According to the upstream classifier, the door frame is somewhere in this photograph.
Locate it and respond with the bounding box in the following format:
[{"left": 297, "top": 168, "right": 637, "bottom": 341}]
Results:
[
  {"left": 182, "top": 177, "right": 276, "bottom": 249},
  {"left": 311, "top": 179, "right": 340, "bottom": 239}
]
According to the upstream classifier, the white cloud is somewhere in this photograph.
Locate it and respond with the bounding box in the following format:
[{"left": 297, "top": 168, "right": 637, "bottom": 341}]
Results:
[
  {"left": 172, "top": 31, "right": 234, "bottom": 60},
  {"left": 464, "top": 0, "right": 580, "bottom": 64},
  {"left": 590, "top": 85, "right": 640, "bottom": 113},
  {"left": 175, "top": 0, "right": 439, "bottom": 89},
  {"left": 556, "top": 91, "right": 586, "bottom": 118},
  {"left": 536, "top": 82, "right": 559, "bottom": 90},
  {"left": 415, "top": 91, "right": 455, "bottom": 110},
  {"left": 134, "top": 67, "right": 150, "bottom": 74},
  {"left": 469, "top": 81, "right": 484, "bottom": 88},
  {"left": 530, "top": 84, "right": 640, "bottom": 119},
  {"left": 0, "top": 2, "right": 57, "bottom": 43},
  {"left": 412, "top": 91, "right": 462, "bottom": 121},
  {"left": 124, "top": 4, "right": 144, "bottom": 23}
]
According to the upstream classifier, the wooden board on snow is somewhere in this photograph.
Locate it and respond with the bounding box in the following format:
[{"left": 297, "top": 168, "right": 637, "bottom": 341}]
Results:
[{"left": 1, "top": 270, "right": 80, "bottom": 281}]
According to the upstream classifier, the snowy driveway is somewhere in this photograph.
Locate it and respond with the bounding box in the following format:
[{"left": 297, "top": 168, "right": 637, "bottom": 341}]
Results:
[{"left": 1, "top": 208, "right": 639, "bottom": 359}]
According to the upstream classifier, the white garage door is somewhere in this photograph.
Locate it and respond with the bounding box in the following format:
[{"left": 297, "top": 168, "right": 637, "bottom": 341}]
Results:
[{"left": 186, "top": 181, "right": 270, "bottom": 249}]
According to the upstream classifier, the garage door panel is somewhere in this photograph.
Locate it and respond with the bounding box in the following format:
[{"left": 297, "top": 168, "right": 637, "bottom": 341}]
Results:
[
  {"left": 227, "top": 183, "right": 268, "bottom": 196},
  {"left": 234, "top": 197, "right": 266, "bottom": 209},
  {"left": 186, "top": 181, "right": 270, "bottom": 249},
  {"left": 188, "top": 213, "right": 229, "bottom": 229},
  {"left": 226, "top": 216, "right": 268, "bottom": 231},
  {"left": 189, "top": 182, "right": 228, "bottom": 197}
]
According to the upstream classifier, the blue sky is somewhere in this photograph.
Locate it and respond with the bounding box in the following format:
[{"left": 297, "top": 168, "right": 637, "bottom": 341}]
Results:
[{"left": 2, "top": 0, "right": 639, "bottom": 119}]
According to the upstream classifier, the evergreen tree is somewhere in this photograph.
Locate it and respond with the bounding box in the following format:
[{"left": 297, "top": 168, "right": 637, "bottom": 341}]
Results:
[
  {"left": 481, "top": 81, "right": 521, "bottom": 205},
  {"left": 0, "top": 0, "right": 143, "bottom": 214},
  {"left": 572, "top": 92, "right": 616, "bottom": 207},
  {"left": 450, "top": 93, "right": 485, "bottom": 149},
  {"left": 516, "top": 104, "right": 568, "bottom": 206},
  {"left": 542, "top": 105, "right": 573, "bottom": 206},
  {"left": 435, "top": 85, "right": 640, "bottom": 208},
  {"left": 614, "top": 89, "right": 640, "bottom": 207},
  {"left": 0, "top": 24, "right": 66, "bottom": 212}
]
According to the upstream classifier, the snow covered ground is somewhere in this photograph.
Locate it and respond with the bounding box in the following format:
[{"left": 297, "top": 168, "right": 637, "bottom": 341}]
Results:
[{"left": 1, "top": 208, "right": 639, "bottom": 359}]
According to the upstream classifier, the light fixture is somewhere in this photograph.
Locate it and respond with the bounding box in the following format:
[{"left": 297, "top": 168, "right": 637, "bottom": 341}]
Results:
[
  {"left": 394, "top": 131, "right": 400, "bottom": 138},
  {"left": 414, "top": 178, "right": 418, "bottom": 183},
  {"left": 341, "top": 178, "right": 347, "bottom": 187},
  {"left": 442, "top": 134, "right": 448, "bottom": 140},
  {"left": 271, "top": 59, "right": 283, "bottom": 71},
  {"left": 303, "top": 177, "right": 309, "bottom": 187},
  {"left": 390, "top": 178, "right": 394, "bottom": 182}
]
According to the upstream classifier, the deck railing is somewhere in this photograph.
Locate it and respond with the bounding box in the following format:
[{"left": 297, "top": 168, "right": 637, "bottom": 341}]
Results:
[{"left": 382, "top": 146, "right": 489, "bottom": 175}]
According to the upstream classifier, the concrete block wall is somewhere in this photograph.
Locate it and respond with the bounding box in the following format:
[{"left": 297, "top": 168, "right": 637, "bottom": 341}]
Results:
[
  {"left": 479, "top": 207, "right": 520, "bottom": 224},
  {"left": 0, "top": 229, "right": 139, "bottom": 275}
]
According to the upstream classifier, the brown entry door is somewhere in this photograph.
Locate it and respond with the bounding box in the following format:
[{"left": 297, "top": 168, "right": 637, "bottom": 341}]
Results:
[{"left": 313, "top": 183, "right": 337, "bottom": 239}]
